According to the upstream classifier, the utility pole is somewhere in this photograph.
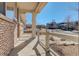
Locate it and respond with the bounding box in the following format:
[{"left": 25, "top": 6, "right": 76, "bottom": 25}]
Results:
[
  {"left": 65, "top": 16, "right": 71, "bottom": 31},
  {"left": 68, "top": 3, "right": 79, "bottom": 31}
]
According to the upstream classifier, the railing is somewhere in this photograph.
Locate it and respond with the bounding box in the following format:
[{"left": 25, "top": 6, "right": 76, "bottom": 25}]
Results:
[{"left": 37, "top": 29, "right": 79, "bottom": 56}]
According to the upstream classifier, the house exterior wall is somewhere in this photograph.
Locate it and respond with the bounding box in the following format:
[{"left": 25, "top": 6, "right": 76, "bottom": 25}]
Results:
[
  {"left": 0, "top": 14, "right": 15, "bottom": 55},
  {"left": 0, "top": 2, "right": 6, "bottom": 15}
]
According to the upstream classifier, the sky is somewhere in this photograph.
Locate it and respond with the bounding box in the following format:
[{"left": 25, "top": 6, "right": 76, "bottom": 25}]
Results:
[{"left": 6, "top": 2, "right": 78, "bottom": 25}]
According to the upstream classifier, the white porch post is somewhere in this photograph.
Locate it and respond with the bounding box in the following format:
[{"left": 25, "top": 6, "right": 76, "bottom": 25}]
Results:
[
  {"left": 32, "top": 12, "right": 37, "bottom": 38},
  {"left": 14, "top": 3, "right": 20, "bottom": 38},
  {"left": 14, "top": 3, "right": 18, "bottom": 44},
  {"left": 20, "top": 14, "right": 26, "bottom": 35}
]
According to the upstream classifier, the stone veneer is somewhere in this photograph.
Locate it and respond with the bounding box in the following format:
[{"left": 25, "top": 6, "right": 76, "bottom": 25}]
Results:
[{"left": 0, "top": 14, "right": 16, "bottom": 56}]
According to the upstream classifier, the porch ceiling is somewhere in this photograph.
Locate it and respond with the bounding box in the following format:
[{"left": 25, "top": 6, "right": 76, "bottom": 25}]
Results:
[{"left": 7, "top": 2, "right": 47, "bottom": 13}]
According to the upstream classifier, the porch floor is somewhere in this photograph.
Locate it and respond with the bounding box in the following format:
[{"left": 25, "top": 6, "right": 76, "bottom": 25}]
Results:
[{"left": 9, "top": 33, "right": 53, "bottom": 56}]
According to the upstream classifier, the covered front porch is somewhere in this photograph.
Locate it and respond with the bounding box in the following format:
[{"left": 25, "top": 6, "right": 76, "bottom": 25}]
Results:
[
  {"left": 0, "top": 2, "right": 79, "bottom": 56},
  {"left": 0, "top": 2, "right": 48, "bottom": 56}
]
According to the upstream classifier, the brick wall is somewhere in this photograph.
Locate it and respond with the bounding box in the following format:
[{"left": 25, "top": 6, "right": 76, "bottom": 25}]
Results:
[{"left": 0, "top": 14, "right": 16, "bottom": 56}]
